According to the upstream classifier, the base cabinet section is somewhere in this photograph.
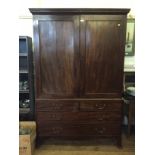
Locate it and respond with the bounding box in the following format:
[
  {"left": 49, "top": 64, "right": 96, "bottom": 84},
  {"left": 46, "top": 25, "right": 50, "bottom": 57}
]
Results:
[{"left": 36, "top": 99, "right": 123, "bottom": 145}]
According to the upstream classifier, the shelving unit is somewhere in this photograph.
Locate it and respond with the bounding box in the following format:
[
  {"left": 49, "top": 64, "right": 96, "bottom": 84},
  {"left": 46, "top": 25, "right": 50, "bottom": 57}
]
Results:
[{"left": 19, "top": 36, "right": 34, "bottom": 121}]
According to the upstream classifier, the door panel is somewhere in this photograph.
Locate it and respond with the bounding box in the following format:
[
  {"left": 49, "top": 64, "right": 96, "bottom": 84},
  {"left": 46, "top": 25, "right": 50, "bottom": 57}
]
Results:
[
  {"left": 80, "top": 15, "right": 126, "bottom": 98},
  {"left": 34, "top": 16, "right": 80, "bottom": 98}
]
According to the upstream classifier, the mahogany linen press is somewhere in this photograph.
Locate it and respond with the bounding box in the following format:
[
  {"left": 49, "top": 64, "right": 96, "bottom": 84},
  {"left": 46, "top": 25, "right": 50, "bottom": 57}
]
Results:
[{"left": 29, "top": 8, "right": 130, "bottom": 147}]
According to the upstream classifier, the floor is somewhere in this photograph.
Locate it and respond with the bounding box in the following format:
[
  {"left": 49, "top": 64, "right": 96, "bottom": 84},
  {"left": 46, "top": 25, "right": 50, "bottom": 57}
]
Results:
[{"left": 34, "top": 131, "right": 135, "bottom": 155}]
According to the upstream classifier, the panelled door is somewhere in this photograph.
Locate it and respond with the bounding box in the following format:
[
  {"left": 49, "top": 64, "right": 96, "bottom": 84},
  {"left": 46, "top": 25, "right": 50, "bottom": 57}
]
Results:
[
  {"left": 33, "top": 15, "right": 80, "bottom": 98},
  {"left": 80, "top": 15, "right": 126, "bottom": 98}
]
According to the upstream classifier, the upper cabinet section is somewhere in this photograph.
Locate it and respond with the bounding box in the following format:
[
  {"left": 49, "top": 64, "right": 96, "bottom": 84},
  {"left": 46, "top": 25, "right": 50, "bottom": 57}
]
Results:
[{"left": 30, "top": 9, "right": 130, "bottom": 99}]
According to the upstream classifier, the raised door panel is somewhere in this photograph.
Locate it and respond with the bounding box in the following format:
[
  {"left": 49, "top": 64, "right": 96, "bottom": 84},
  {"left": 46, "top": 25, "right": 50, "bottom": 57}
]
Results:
[
  {"left": 80, "top": 15, "right": 126, "bottom": 98},
  {"left": 33, "top": 16, "right": 80, "bottom": 98}
]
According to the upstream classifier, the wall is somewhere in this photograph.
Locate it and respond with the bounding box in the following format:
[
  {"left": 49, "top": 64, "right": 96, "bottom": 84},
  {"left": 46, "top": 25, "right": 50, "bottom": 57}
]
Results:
[{"left": 19, "top": 0, "right": 135, "bottom": 67}]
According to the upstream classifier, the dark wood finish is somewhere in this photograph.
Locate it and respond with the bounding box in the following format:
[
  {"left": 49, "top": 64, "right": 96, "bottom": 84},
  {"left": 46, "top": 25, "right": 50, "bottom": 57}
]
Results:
[
  {"left": 30, "top": 8, "right": 129, "bottom": 147},
  {"left": 36, "top": 100, "right": 79, "bottom": 112},
  {"left": 80, "top": 100, "right": 122, "bottom": 112},
  {"left": 29, "top": 8, "right": 130, "bottom": 15},
  {"left": 38, "top": 123, "right": 121, "bottom": 137},
  {"left": 80, "top": 15, "right": 126, "bottom": 98},
  {"left": 37, "top": 111, "right": 121, "bottom": 123},
  {"left": 33, "top": 15, "right": 80, "bottom": 98}
]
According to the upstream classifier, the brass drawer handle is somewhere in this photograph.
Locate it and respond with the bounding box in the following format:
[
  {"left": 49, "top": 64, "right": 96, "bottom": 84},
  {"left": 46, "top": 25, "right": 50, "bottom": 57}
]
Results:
[
  {"left": 95, "top": 104, "right": 106, "bottom": 110},
  {"left": 50, "top": 114, "right": 62, "bottom": 121},
  {"left": 51, "top": 103, "right": 63, "bottom": 110},
  {"left": 95, "top": 127, "right": 106, "bottom": 134},
  {"left": 51, "top": 127, "right": 63, "bottom": 134}
]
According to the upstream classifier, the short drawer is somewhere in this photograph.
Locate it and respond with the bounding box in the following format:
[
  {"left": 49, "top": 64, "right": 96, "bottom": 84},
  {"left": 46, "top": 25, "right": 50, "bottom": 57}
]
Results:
[
  {"left": 36, "top": 100, "right": 79, "bottom": 112},
  {"left": 37, "top": 111, "right": 121, "bottom": 123},
  {"left": 80, "top": 100, "right": 122, "bottom": 112},
  {"left": 37, "top": 123, "right": 121, "bottom": 137}
]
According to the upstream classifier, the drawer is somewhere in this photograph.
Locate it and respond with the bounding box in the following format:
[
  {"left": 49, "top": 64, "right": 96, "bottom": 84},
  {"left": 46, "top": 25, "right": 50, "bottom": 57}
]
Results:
[
  {"left": 80, "top": 100, "right": 122, "bottom": 112},
  {"left": 36, "top": 100, "right": 79, "bottom": 112},
  {"left": 37, "top": 111, "right": 121, "bottom": 123},
  {"left": 38, "top": 123, "right": 121, "bottom": 136}
]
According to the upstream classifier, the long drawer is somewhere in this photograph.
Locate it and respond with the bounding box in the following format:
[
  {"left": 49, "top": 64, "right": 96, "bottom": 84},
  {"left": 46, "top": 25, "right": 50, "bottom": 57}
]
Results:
[
  {"left": 37, "top": 111, "right": 121, "bottom": 123},
  {"left": 38, "top": 123, "right": 121, "bottom": 137}
]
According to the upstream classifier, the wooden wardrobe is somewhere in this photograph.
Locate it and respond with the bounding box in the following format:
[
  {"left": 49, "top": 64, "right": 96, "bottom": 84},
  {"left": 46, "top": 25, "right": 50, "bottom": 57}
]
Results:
[{"left": 30, "top": 8, "right": 130, "bottom": 147}]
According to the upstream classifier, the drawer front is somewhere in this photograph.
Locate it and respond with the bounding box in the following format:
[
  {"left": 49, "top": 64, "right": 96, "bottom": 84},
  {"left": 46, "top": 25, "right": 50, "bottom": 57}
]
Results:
[
  {"left": 37, "top": 111, "right": 121, "bottom": 123},
  {"left": 80, "top": 100, "right": 122, "bottom": 112},
  {"left": 36, "top": 100, "right": 79, "bottom": 112},
  {"left": 38, "top": 124, "right": 121, "bottom": 136}
]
